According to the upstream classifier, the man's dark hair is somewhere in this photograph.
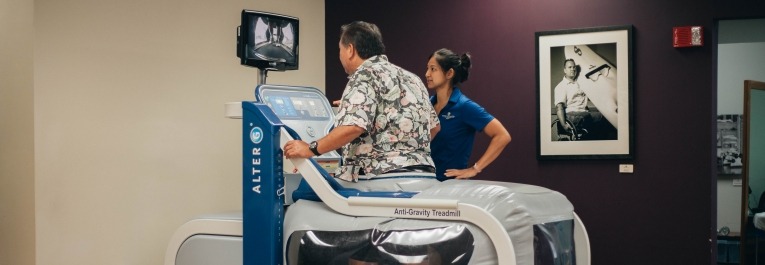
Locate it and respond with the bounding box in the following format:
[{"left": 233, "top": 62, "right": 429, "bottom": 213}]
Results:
[
  {"left": 563, "top": 58, "right": 576, "bottom": 67},
  {"left": 340, "top": 21, "right": 385, "bottom": 59}
]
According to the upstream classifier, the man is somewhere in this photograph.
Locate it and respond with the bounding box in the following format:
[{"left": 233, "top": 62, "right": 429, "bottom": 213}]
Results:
[
  {"left": 553, "top": 58, "right": 616, "bottom": 141},
  {"left": 284, "top": 21, "right": 440, "bottom": 182},
  {"left": 554, "top": 58, "right": 587, "bottom": 138}
]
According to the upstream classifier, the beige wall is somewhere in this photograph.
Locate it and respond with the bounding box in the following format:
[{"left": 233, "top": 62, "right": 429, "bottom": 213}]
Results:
[
  {"left": 0, "top": 0, "right": 36, "bottom": 264},
  {"left": 31, "top": 0, "right": 324, "bottom": 264}
]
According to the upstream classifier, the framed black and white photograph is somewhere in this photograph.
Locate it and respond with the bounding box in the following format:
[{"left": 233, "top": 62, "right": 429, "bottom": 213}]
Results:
[
  {"left": 717, "top": 114, "right": 744, "bottom": 176},
  {"left": 536, "top": 25, "right": 633, "bottom": 159}
]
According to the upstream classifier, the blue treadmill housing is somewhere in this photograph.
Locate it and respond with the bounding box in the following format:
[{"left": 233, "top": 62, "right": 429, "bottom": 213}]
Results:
[{"left": 242, "top": 85, "right": 425, "bottom": 265}]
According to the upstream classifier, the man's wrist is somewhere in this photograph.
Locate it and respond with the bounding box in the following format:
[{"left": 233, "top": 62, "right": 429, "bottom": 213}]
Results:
[{"left": 308, "top": 141, "right": 321, "bottom": 156}]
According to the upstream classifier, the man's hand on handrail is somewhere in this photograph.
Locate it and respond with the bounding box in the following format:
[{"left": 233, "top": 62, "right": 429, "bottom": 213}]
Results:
[
  {"left": 284, "top": 140, "right": 313, "bottom": 158},
  {"left": 284, "top": 125, "right": 364, "bottom": 159}
]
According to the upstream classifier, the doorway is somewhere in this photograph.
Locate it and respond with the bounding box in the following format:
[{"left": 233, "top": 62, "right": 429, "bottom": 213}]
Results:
[{"left": 716, "top": 18, "right": 765, "bottom": 265}]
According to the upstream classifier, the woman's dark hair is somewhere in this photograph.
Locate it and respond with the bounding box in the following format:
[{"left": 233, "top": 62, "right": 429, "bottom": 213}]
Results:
[
  {"left": 429, "top": 48, "right": 472, "bottom": 85},
  {"left": 340, "top": 21, "right": 385, "bottom": 59}
]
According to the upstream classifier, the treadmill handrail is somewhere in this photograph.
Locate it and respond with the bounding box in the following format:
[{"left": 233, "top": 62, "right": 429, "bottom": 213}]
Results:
[{"left": 281, "top": 127, "right": 518, "bottom": 265}]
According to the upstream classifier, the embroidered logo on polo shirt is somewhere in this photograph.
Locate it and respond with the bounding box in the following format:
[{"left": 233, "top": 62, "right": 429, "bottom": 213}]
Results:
[{"left": 442, "top": 112, "right": 455, "bottom": 120}]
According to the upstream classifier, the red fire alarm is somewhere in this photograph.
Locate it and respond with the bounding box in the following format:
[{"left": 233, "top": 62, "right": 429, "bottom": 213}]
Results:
[{"left": 673, "top": 26, "right": 704, "bottom": 48}]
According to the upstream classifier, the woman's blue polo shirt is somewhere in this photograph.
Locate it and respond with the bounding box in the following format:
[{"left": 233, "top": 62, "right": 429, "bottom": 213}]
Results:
[{"left": 430, "top": 88, "right": 494, "bottom": 181}]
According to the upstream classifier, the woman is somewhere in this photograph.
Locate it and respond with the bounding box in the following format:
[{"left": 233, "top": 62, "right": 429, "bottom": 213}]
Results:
[{"left": 426, "top": 48, "right": 511, "bottom": 181}]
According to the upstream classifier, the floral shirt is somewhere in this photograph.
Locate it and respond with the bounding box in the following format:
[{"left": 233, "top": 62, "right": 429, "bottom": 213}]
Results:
[{"left": 334, "top": 55, "right": 439, "bottom": 182}]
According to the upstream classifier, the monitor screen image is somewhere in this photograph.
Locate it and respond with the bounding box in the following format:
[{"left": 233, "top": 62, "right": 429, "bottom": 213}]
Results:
[
  {"left": 237, "top": 10, "right": 299, "bottom": 70},
  {"left": 263, "top": 93, "right": 330, "bottom": 121}
]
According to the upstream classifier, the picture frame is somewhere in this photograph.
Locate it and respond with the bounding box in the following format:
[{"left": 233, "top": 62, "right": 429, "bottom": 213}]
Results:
[
  {"left": 717, "top": 114, "right": 744, "bottom": 176},
  {"left": 536, "top": 25, "right": 634, "bottom": 160}
]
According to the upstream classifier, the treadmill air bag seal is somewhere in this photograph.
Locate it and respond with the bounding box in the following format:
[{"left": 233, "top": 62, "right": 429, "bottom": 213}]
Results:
[{"left": 284, "top": 180, "right": 575, "bottom": 265}]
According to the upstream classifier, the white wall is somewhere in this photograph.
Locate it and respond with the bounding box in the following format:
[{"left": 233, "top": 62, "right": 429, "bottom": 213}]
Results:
[
  {"left": 33, "top": 1, "right": 324, "bottom": 264},
  {"left": 718, "top": 43, "right": 765, "bottom": 114},
  {"left": 716, "top": 19, "right": 765, "bottom": 233},
  {"left": 0, "top": 0, "right": 36, "bottom": 264}
]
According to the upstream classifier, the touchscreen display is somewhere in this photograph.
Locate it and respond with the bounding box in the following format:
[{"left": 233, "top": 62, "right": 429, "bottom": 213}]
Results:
[{"left": 264, "top": 92, "right": 330, "bottom": 120}]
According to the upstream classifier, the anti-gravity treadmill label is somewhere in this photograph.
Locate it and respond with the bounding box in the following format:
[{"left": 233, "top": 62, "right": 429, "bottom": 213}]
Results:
[{"left": 393, "top": 208, "right": 461, "bottom": 218}]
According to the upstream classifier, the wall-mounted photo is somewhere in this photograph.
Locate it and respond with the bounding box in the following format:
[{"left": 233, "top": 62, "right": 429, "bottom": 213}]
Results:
[
  {"left": 536, "top": 25, "right": 633, "bottom": 159},
  {"left": 717, "top": 114, "right": 744, "bottom": 176}
]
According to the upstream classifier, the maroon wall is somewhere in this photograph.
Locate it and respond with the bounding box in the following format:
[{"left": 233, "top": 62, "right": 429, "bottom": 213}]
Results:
[{"left": 325, "top": 1, "right": 765, "bottom": 264}]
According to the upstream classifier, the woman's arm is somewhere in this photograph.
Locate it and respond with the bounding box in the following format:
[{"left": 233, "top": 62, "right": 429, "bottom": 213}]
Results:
[
  {"left": 444, "top": 118, "right": 511, "bottom": 179},
  {"left": 430, "top": 124, "right": 441, "bottom": 140}
]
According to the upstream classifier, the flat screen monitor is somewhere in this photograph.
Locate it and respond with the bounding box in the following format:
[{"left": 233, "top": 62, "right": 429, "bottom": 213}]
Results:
[{"left": 237, "top": 10, "right": 299, "bottom": 70}]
